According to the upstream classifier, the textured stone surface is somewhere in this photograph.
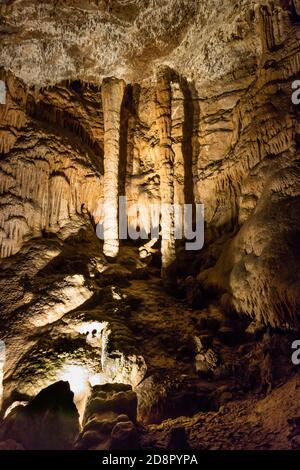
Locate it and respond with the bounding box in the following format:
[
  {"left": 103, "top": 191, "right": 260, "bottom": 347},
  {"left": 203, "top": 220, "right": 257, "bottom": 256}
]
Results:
[
  {"left": 101, "top": 77, "right": 125, "bottom": 257},
  {"left": 0, "top": 381, "right": 80, "bottom": 450},
  {"left": 0, "top": 0, "right": 300, "bottom": 452},
  {"left": 0, "top": 0, "right": 245, "bottom": 87},
  {"left": 1, "top": 1, "right": 300, "bottom": 326},
  {"left": 0, "top": 73, "right": 103, "bottom": 258},
  {"left": 76, "top": 383, "right": 139, "bottom": 450}
]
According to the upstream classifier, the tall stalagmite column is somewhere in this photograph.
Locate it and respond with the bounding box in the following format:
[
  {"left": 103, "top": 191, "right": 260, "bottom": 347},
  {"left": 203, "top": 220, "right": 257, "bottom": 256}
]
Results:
[
  {"left": 171, "top": 81, "right": 185, "bottom": 207},
  {"left": 101, "top": 78, "right": 125, "bottom": 258},
  {"left": 155, "top": 66, "right": 176, "bottom": 282}
]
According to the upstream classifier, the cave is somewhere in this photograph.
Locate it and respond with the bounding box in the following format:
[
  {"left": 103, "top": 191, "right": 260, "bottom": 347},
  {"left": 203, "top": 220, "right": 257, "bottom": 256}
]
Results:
[{"left": 0, "top": 0, "right": 300, "bottom": 455}]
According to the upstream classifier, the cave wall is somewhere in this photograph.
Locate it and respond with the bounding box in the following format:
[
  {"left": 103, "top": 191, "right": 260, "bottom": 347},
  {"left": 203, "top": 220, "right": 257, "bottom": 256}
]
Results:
[
  {"left": 197, "top": 1, "right": 300, "bottom": 329},
  {"left": 0, "top": 72, "right": 103, "bottom": 257},
  {"left": 0, "top": 0, "right": 300, "bottom": 329}
]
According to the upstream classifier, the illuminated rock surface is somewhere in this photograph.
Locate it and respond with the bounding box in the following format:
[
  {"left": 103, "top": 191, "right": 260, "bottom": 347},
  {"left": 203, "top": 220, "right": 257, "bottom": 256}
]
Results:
[{"left": 76, "top": 383, "right": 139, "bottom": 450}]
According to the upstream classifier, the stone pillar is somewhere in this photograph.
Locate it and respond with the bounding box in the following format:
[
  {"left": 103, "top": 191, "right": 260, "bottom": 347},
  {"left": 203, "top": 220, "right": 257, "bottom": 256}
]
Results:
[
  {"left": 0, "top": 340, "right": 5, "bottom": 411},
  {"left": 171, "top": 82, "right": 185, "bottom": 207},
  {"left": 101, "top": 78, "right": 125, "bottom": 258},
  {"left": 155, "top": 67, "right": 176, "bottom": 282}
]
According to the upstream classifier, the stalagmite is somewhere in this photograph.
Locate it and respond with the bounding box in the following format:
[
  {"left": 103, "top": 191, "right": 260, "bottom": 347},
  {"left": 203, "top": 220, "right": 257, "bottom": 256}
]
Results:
[
  {"left": 101, "top": 78, "right": 125, "bottom": 258},
  {"left": 155, "top": 67, "right": 176, "bottom": 282},
  {"left": 171, "top": 82, "right": 185, "bottom": 207},
  {"left": 0, "top": 341, "right": 5, "bottom": 411}
]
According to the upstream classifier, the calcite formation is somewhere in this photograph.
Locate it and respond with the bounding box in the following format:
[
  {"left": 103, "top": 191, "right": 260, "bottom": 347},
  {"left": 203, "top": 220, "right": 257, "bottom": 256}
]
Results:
[
  {"left": 0, "top": 0, "right": 299, "bottom": 451},
  {"left": 101, "top": 77, "right": 125, "bottom": 258},
  {"left": 0, "top": 72, "right": 103, "bottom": 258},
  {"left": 76, "top": 383, "right": 138, "bottom": 450},
  {"left": 155, "top": 66, "right": 176, "bottom": 278}
]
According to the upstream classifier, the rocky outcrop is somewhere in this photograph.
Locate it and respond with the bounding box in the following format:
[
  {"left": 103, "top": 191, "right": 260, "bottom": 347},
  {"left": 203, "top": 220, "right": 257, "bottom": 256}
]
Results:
[
  {"left": 76, "top": 383, "right": 139, "bottom": 450},
  {"left": 0, "top": 240, "right": 148, "bottom": 419},
  {"left": 0, "top": 381, "right": 80, "bottom": 450}
]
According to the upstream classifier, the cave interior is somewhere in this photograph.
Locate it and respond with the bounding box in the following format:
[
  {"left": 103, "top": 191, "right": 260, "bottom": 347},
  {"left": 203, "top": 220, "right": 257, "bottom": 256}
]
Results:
[{"left": 0, "top": 0, "right": 300, "bottom": 451}]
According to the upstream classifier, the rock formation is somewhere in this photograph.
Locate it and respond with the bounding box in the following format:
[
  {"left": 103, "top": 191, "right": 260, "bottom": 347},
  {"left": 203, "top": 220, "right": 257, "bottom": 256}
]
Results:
[
  {"left": 155, "top": 66, "right": 176, "bottom": 280},
  {"left": 101, "top": 78, "right": 125, "bottom": 258},
  {"left": 0, "top": 381, "right": 80, "bottom": 450},
  {"left": 0, "top": 0, "right": 299, "bottom": 451},
  {"left": 76, "top": 383, "right": 138, "bottom": 450}
]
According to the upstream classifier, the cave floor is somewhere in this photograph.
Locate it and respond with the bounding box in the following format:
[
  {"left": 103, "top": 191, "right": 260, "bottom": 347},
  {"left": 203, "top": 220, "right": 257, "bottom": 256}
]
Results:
[
  {"left": 142, "top": 374, "right": 300, "bottom": 450},
  {"left": 0, "top": 219, "right": 299, "bottom": 450}
]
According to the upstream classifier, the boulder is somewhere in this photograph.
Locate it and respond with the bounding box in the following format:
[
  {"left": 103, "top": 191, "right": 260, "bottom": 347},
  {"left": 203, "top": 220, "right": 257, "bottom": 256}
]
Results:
[
  {"left": 0, "top": 381, "right": 80, "bottom": 450},
  {"left": 77, "top": 383, "right": 139, "bottom": 450}
]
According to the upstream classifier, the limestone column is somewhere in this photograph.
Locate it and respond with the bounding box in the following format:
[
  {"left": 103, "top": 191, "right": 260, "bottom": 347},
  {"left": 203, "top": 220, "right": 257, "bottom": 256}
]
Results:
[
  {"left": 101, "top": 78, "right": 125, "bottom": 258},
  {"left": 155, "top": 66, "right": 176, "bottom": 281},
  {"left": 0, "top": 340, "right": 5, "bottom": 411},
  {"left": 171, "top": 81, "right": 185, "bottom": 207}
]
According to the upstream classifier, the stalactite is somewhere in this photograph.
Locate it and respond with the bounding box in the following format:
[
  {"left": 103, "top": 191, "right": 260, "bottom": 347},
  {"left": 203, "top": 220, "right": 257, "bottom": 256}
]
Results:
[
  {"left": 255, "top": 2, "right": 289, "bottom": 54},
  {"left": 155, "top": 66, "right": 176, "bottom": 281},
  {"left": 101, "top": 77, "right": 125, "bottom": 258}
]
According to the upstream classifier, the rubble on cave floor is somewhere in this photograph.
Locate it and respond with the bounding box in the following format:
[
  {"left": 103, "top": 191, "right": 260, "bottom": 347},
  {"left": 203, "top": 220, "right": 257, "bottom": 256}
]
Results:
[
  {"left": 0, "top": 230, "right": 299, "bottom": 450},
  {"left": 141, "top": 375, "right": 300, "bottom": 451}
]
